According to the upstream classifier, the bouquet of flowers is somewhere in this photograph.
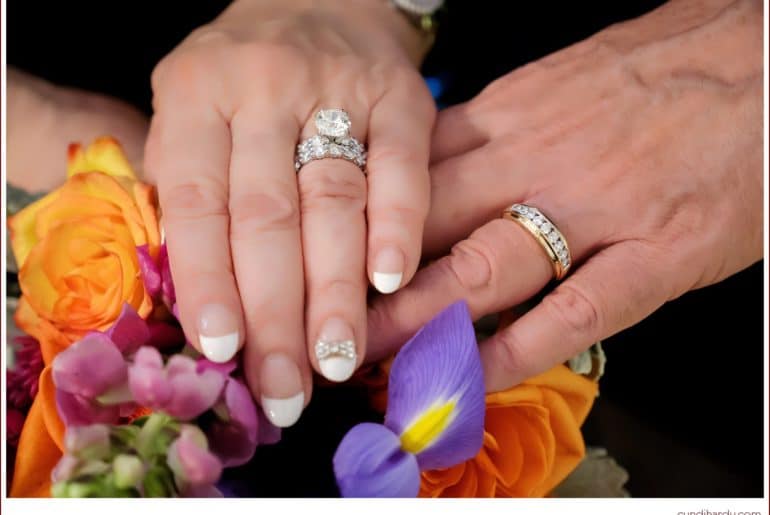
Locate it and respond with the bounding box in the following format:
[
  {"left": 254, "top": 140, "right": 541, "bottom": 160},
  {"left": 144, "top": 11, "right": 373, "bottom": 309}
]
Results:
[{"left": 6, "top": 138, "right": 618, "bottom": 498}]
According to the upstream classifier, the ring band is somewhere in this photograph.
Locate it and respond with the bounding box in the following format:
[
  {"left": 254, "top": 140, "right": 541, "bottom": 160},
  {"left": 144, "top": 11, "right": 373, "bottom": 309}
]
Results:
[
  {"left": 295, "top": 109, "right": 367, "bottom": 173},
  {"left": 502, "top": 203, "right": 572, "bottom": 280}
]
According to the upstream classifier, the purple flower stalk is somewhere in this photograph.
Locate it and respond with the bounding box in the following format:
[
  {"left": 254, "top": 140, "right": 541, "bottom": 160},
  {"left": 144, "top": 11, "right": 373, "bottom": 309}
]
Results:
[{"left": 333, "top": 301, "right": 485, "bottom": 497}]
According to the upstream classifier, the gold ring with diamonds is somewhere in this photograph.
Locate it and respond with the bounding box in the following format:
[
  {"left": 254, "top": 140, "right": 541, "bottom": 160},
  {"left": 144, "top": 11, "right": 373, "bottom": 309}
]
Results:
[{"left": 502, "top": 204, "right": 572, "bottom": 280}]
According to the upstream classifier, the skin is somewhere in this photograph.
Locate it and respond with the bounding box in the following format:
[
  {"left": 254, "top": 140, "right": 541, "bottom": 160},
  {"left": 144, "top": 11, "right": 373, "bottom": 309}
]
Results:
[
  {"left": 9, "top": 0, "right": 761, "bottom": 419},
  {"left": 6, "top": 68, "right": 148, "bottom": 192},
  {"left": 366, "top": 0, "right": 764, "bottom": 392},
  {"left": 144, "top": 0, "right": 435, "bottom": 424}
]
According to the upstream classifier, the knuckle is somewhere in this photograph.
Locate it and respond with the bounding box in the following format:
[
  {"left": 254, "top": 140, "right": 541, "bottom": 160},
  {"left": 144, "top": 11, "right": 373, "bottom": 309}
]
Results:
[
  {"left": 367, "top": 143, "right": 424, "bottom": 171},
  {"left": 311, "top": 278, "right": 361, "bottom": 305},
  {"left": 234, "top": 42, "right": 308, "bottom": 79},
  {"left": 152, "top": 51, "right": 212, "bottom": 95},
  {"left": 445, "top": 238, "right": 496, "bottom": 292},
  {"left": 299, "top": 166, "right": 367, "bottom": 212},
  {"left": 542, "top": 284, "right": 602, "bottom": 338},
  {"left": 229, "top": 190, "right": 300, "bottom": 237},
  {"left": 493, "top": 328, "right": 533, "bottom": 381},
  {"left": 369, "top": 203, "right": 428, "bottom": 232},
  {"left": 160, "top": 179, "right": 228, "bottom": 223}
]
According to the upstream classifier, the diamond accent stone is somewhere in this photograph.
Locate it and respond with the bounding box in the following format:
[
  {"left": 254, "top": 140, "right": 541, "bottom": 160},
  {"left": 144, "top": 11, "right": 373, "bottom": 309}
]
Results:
[
  {"left": 315, "top": 109, "right": 351, "bottom": 139},
  {"left": 315, "top": 340, "right": 356, "bottom": 361},
  {"left": 295, "top": 135, "right": 367, "bottom": 172}
]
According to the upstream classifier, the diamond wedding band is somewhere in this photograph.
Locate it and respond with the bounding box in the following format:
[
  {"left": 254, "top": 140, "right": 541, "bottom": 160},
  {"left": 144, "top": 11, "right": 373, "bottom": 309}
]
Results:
[
  {"left": 295, "top": 109, "right": 367, "bottom": 172},
  {"left": 502, "top": 204, "right": 572, "bottom": 280}
]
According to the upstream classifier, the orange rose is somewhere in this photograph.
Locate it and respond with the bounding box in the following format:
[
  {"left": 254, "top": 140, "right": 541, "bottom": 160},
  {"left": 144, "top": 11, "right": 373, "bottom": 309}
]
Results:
[
  {"left": 420, "top": 365, "right": 598, "bottom": 497},
  {"left": 9, "top": 137, "right": 161, "bottom": 364},
  {"left": 9, "top": 137, "right": 160, "bottom": 497}
]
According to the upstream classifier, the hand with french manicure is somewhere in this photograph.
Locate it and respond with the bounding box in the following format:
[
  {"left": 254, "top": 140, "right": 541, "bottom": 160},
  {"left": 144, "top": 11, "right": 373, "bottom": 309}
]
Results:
[{"left": 145, "top": 0, "right": 435, "bottom": 427}]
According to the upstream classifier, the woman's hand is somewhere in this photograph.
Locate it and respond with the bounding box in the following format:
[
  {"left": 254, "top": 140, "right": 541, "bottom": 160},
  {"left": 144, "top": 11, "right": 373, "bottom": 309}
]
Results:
[
  {"left": 367, "top": 0, "right": 763, "bottom": 392},
  {"left": 145, "top": 0, "right": 435, "bottom": 426},
  {"left": 7, "top": 68, "right": 148, "bottom": 192}
]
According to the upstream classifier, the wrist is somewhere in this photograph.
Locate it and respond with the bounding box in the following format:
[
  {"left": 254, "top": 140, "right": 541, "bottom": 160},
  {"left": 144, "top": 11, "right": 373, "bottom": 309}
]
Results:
[
  {"left": 219, "top": 0, "right": 430, "bottom": 66},
  {"left": 598, "top": 0, "right": 762, "bottom": 85}
]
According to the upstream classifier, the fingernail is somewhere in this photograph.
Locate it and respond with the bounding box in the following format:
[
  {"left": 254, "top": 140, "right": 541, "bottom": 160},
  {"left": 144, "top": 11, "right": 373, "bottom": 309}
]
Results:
[
  {"left": 315, "top": 317, "right": 357, "bottom": 382},
  {"left": 372, "top": 246, "right": 404, "bottom": 294},
  {"left": 197, "top": 304, "right": 240, "bottom": 363},
  {"left": 260, "top": 353, "right": 305, "bottom": 428}
]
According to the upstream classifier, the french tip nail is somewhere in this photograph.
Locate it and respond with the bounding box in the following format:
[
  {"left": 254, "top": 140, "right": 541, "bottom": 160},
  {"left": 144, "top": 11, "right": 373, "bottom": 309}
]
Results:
[
  {"left": 199, "top": 332, "right": 239, "bottom": 363},
  {"left": 373, "top": 271, "right": 403, "bottom": 294},
  {"left": 261, "top": 392, "right": 305, "bottom": 428},
  {"left": 319, "top": 356, "right": 356, "bottom": 382}
]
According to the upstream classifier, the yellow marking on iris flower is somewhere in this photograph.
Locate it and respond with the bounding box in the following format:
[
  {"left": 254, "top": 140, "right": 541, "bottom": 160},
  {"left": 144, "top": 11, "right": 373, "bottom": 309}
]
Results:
[{"left": 400, "top": 399, "right": 458, "bottom": 454}]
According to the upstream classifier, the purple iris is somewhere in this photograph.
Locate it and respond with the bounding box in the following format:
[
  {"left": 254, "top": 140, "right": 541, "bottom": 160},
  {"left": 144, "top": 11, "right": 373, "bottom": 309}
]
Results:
[{"left": 333, "top": 301, "right": 485, "bottom": 497}]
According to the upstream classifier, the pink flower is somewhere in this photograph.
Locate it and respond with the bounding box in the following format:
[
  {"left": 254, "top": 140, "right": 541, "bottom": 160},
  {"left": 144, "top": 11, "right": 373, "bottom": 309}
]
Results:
[
  {"left": 167, "top": 425, "right": 222, "bottom": 490},
  {"left": 53, "top": 333, "right": 128, "bottom": 398},
  {"left": 128, "top": 347, "right": 225, "bottom": 420},
  {"left": 196, "top": 359, "right": 281, "bottom": 467},
  {"left": 52, "top": 332, "right": 134, "bottom": 426},
  {"left": 7, "top": 336, "right": 44, "bottom": 410},
  {"left": 137, "top": 244, "right": 175, "bottom": 309}
]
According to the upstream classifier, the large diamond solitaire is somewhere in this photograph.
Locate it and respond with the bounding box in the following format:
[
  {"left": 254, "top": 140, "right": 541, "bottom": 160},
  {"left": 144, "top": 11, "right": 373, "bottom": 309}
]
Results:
[{"left": 314, "top": 109, "right": 351, "bottom": 139}]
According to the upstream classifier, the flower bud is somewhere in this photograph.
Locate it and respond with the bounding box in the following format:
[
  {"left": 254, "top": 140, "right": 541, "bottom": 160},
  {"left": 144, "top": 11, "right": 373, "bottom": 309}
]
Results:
[
  {"left": 167, "top": 425, "right": 222, "bottom": 488},
  {"left": 64, "top": 424, "right": 111, "bottom": 460},
  {"left": 113, "top": 454, "right": 145, "bottom": 489}
]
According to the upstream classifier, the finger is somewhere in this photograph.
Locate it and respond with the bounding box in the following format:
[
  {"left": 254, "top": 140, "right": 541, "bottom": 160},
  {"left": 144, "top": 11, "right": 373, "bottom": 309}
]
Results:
[
  {"left": 429, "top": 101, "right": 489, "bottom": 164},
  {"left": 146, "top": 105, "right": 245, "bottom": 365},
  {"left": 299, "top": 108, "right": 369, "bottom": 384},
  {"left": 228, "top": 105, "right": 309, "bottom": 428},
  {"left": 367, "top": 204, "right": 607, "bottom": 362},
  {"left": 423, "top": 143, "right": 572, "bottom": 256},
  {"left": 366, "top": 79, "right": 434, "bottom": 294},
  {"left": 480, "top": 241, "right": 667, "bottom": 391}
]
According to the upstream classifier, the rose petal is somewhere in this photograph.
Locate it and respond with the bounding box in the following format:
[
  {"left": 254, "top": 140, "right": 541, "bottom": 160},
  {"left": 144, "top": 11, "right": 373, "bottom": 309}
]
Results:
[
  {"left": 107, "top": 304, "right": 151, "bottom": 355},
  {"left": 52, "top": 333, "right": 128, "bottom": 398},
  {"left": 385, "top": 301, "right": 485, "bottom": 470},
  {"left": 333, "top": 423, "right": 420, "bottom": 497}
]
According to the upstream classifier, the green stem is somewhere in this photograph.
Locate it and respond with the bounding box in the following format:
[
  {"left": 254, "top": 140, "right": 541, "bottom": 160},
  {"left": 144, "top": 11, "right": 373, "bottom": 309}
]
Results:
[{"left": 135, "top": 412, "right": 170, "bottom": 460}]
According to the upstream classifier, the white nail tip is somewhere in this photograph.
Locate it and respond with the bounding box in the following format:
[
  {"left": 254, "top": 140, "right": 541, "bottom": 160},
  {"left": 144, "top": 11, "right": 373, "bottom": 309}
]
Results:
[
  {"left": 319, "top": 356, "right": 356, "bottom": 383},
  {"left": 261, "top": 392, "right": 305, "bottom": 428},
  {"left": 373, "top": 272, "right": 402, "bottom": 294},
  {"left": 199, "top": 332, "right": 239, "bottom": 363}
]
